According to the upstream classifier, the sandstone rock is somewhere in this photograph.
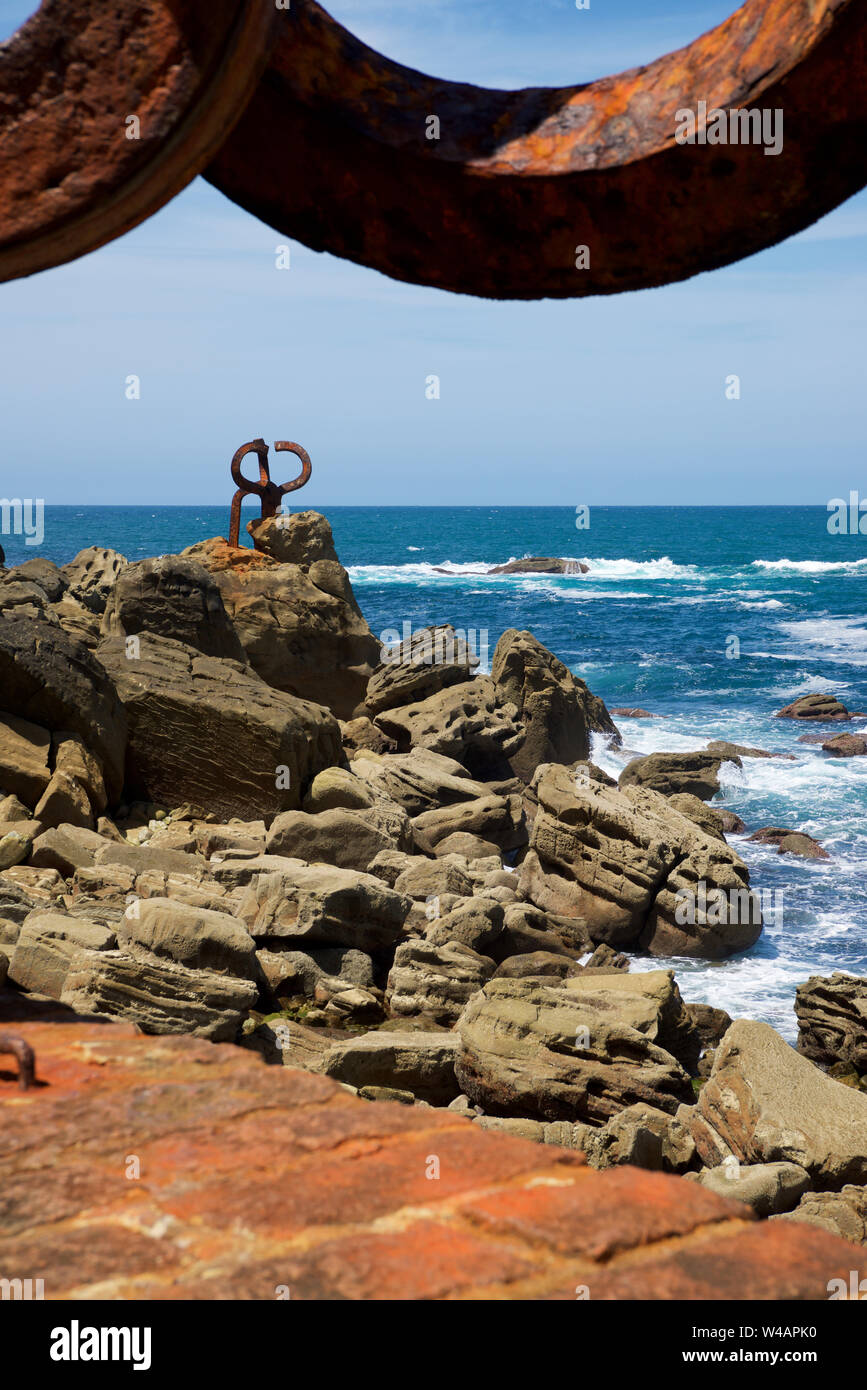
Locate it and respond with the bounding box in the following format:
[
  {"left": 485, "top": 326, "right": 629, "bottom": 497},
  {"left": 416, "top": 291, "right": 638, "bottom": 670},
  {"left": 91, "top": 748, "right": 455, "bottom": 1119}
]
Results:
[
  {"left": 0, "top": 793, "right": 31, "bottom": 822},
  {"left": 519, "top": 764, "right": 760, "bottom": 958},
  {"left": 432, "top": 832, "right": 501, "bottom": 860},
  {"left": 266, "top": 805, "right": 411, "bottom": 871},
  {"left": 98, "top": 633, "right": 340, "bottom": 820},
  {"left": 689, "top": 1161, "right": 811, "bottom": 1217},
  {"left": 393, "top": 856, "right": 474, "bottom": 901},
  {"left": 322, "top": 1031, "right": 460, "bottom": 1104},
  {"left": 491, "top": 629, "right": 620, "bottom": 782},
  {"left": 822, "top": 733, "right": 867, "bottom": 756},
  {"left": 0, "top": 830, "right": 31, "bottom": 870},
  {"left": 494, "top": 901, "right": 590, "bottom": 959},
  {"left": 426, "top": 897, "right": 504, "bottom": 954},
  {"left": 338, "top": 716, "right": 397, "bottom": 756},
  {"left": 364, "top": 625, "right": 479, "bottom": 716},
  {"left": 33, "top": 769, "right": 93, "bottom": 830},
  {"left": 795, "top": 972, "right": 867, "bottom": 1073},
  {"left": 386, "top": 938, "right": 495, "bottom": 1026},
  {"left": 776, "top": 693, "right": 852, "bottom": 721},
  {"left": 610, "top": 708, "right": 654, "bottom": 718},
  {"left": 95, "top": 841, "right": 207, "bottom": 879},
  {"left": 61, "top": 948, "right": 256, "bottom": 1041},
  {"left": 717, "top": 809, "right": 747, "bottom": 834},
  {"left": 27, "top": 824, "right": 107, "bottom": 875},
  {"left": 118, "top": 897, "right": 258, "bottom": 980},
  {"left": 350, "top": 747, "right": 485, "bottom": 816},
  {"left": 685, "top": 1002, "right": 733, "bottom": 1054},
  {"left": 747, "top": 826, "right": 830, "bottom": 860},
  {"left": 411, "top": 794, "right": 526, "bottom": 855},
  {"left": 493, "top": 951, "right": 583, "bottom": 981},
  {"left": 185, "top": 517, "right": 380, "bottom": 718},
  {"left": 583, "top": 1102, "right": 696, "bottom": 1174},
  {"left": 9, "top": 911, "right": 114, "bottom": 998},
  {"left": 3, "top": 557, "right": 67, "bottom": 602},
  {"left": 256, "top": 944, "right": 374, "bottom": 1002},
  {"left": 690, "top": 1020, "right": 867, "bottom": 1189},
  {"left": 619, "top": 750, "right": 740, "bottom": 801},
  {"left": 0, "top": 617, "right": 127, "bottom": 800},
  {"left": 60, "top": 546, "right": 128, "bottom": 612},
  {"left": 102, "top": 555, "right": 247, "bottom": 662},
  {"left": 302, "top": 766, "right": 376, "bottom": 813},
  {"left": 53, "top": 732, "right": 108, "bottom": 814},
  {"left": 668, "top": 793, "right": 728, "bottom": 843},
  {"left": 0, "top": 714, "right": 50, "bottom": 806},
  {"left": 455, "top": 974, "right": 693, "bottom": 1124},
  {"left": 374, "top": 676, "right": 524, "bottom": 780},
  {"left": 775, "top": 1186, "right": 867, "bottom": 1245},
  {"left": 488, "top": 557, "right": 589, "bottom": 576},
  {"left": 238, "top": 863, "right": 411, "bottom": 953},
  {"left": 239, "top": 1016, "right": 332, "bottom": 1071}
]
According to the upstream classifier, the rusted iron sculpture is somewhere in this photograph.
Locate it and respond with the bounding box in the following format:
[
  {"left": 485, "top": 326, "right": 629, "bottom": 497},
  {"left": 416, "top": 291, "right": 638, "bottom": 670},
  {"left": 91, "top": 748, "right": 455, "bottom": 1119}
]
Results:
[
  {"left": 229, "top": 438, "right": 312, "bottom": 549},
  {"left": 0, "top": 1033, "right": 35, "bottom": 1091},
  {"left": 0, "top": 0, "right": 865, "bottom": 297}
]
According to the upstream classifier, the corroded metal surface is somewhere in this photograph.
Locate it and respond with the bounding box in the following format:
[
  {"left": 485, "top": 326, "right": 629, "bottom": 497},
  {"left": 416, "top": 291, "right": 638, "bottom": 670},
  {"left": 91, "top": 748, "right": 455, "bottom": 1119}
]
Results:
[
  {"left": 0, "top": 1032, "right": 35, "bottom": 1090},
  {"left": 206, "top": 0, "right": 867, "bottom": 297},
  {"left": 0, "top": 0, "right": 279, "bottom": 282},
  {"left": 228, "top": 438, "right": 312, "bottom": 549},
  {"left": 1, "top": 0, "right": 866, "bottom": 296}
]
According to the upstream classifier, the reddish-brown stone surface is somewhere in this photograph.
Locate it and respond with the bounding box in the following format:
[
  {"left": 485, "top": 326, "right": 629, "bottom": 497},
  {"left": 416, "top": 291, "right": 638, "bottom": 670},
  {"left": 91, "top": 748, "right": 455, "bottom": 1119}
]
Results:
[{"left": 0, "top": 1017, "right": 860, "bottom": 1301}]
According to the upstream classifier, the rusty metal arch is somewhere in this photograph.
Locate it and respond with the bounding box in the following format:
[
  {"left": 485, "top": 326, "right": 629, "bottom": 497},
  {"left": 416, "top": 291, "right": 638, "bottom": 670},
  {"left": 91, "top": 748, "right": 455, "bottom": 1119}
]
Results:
[
  {"left": 1, "top": 0, "right": 866, "bottom": 297},
  {"left": 0, "top": 0, "right": 279, "bottom": 283}
]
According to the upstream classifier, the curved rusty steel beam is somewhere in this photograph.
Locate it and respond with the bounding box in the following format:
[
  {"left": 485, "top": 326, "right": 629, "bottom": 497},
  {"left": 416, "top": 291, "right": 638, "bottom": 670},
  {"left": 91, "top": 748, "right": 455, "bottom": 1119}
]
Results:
[
  {"left": 0, "top": 1033, "right": 35, "bottom": 1090},
  {"left": 205, "top": 0, "right": 867, "bottom": 298},
  {"left": 0, "top": 0, "right": 280, "bottom": 284}
]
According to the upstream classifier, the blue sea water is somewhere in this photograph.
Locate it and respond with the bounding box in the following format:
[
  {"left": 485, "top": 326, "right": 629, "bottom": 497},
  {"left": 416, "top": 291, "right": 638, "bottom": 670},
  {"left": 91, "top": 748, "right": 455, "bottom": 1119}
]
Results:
[{"left": 7, "top": 504, "right": 867, "bottom": 1039}]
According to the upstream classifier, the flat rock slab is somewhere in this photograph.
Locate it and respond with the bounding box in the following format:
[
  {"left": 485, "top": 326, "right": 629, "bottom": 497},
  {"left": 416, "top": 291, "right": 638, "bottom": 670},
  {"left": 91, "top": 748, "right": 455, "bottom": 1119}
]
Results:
[{"left": 0, "top": 1017, "right": 858, "bottom": 1301}]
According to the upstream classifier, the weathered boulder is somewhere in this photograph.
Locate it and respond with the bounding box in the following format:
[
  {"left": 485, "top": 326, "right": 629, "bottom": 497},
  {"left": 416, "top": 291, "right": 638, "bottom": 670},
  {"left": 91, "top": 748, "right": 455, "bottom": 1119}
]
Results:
[
  {"left": 0, "top": 617, "right": 126, "bottom": 800},
  {"left": 582, "top": 1102, "right": 696, "bottom": 1174},
  {"left": 668, "top": 793, "right": 728, "bottom": 843},
  {"left": 822, "top": 733, "right": 867, "bottom": 756},
  {"left": 488, "top": 557, "right": 589, "bottom": 575},
  {"left": 776, "top": 693, "right": 852, "bottom": 721},
  {"left": 519, "top": 764, "right": 761, "bottom": 958},
  {"left": 0, "top": 829, "right": 32, "bottom": 870},
  {"left": 60, "top": 546, "right": 128, "bottom": 612},
  {"left": 53, "top": 732, "right": 108, "bottom": 814},
  {"left": 690, "top": 1020, "right": 867, "bottom": 1189},
  {"left": 266, "top": 804, "right": 412, "bottom": 871},
  {"left": 747, "top": 826, "right": 830, "bottom": 860},
  {"left": 386, "top": 938, "right": 495, "bottom": 1025},
  {"left": 494, "top": 901, "right": 591, "bottom": 959},
  {"left": 706, "top": 740, "right": 794, "bottom": 761},
  {"left": 322, "top": 1031, "right": 460, "bottom": 1104},
  {"left": 256, "top": 944, "right": 374, "bottom": 1003},
  {"left": 238, "top": 863, "right": 411, "bottom": 952},
  {"left": 491, "top": 629, "right": 619, "bottom": 782},
  {"left": 687, "top": 1162, "right": 811, "bottom": 1217},
  {"left": 60, "top": 948, "right": 256, "bottom": 1041},
  {"left": 33, "top": 770, "right": 93, "bottom": 830},
  {"left": 118, "top": 897, "right": 258, "bottom": 980},
  {"left": 393, "top": 855, "right": 474, "bottom": 902},
  {"left": 97, "top": 633, "right": 340, "bottom": 820},
  {"left": 302, "top": 766, "right": 377, "bottom": 813},
  {"left": 0, "top": 713, "right": 50, "bottom": 806},
  {"left": 374, "top": 677, "right": 524, "bottom": 779},
  {"left": 27, "top": 824, "right": 107, "bottom": 875},
  {"left": 411, "top": 794, "right": 526, "bottom": 855},
  {"left": 8, "top": 911, "right": 114, "bottom": 998},
  {"left": 350, "top": 748, "right": 486, "bottom": 816},
  {"left": 493, "top": 950, "right": 583, "bottom": 981},
  {"left": 426, "top": 897, "right": 504, "bottom": 955},
  {"left": 338, "top": 716, "right": 397, "bottom": 756},
  {"left": 775, "top": 1187, "right": 867, "bottom": 1246},
  {"left": 795, "top": 973, "right": 867, "bottom": 1072},
  {"left": 619, "top": 750, "right": 740, "bottom": 801},
  {"left": 2, "top": 557, "right": 66, "bottom": 602},
  {"left": 364, "top": 625, "right": 479, "bottom": 716},
  {"left": 102, "top": 555, "right": 247, "bottom": 661},
  {"left": 455, "top": 973, "right": 693, "bottom": 1124},
  {"left": 184, "top": 515, "right": 380, "bottom": 718}
]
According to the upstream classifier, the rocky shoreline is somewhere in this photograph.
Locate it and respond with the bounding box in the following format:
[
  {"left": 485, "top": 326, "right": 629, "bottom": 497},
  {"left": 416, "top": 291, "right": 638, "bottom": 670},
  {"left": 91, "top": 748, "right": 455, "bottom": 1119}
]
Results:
[{"left": 2, "top": 511, "right": 867, "bottom": 1248}]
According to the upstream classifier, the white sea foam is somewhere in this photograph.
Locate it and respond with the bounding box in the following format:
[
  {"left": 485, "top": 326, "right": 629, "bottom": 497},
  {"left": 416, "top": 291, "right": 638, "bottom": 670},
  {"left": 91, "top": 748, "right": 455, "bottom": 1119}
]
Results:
[
  {"left": 776, "top": 616, "right": 867, "bottom": 663},
  {"left": 753, "top": 557, "right": 867, "bottom": 574}
]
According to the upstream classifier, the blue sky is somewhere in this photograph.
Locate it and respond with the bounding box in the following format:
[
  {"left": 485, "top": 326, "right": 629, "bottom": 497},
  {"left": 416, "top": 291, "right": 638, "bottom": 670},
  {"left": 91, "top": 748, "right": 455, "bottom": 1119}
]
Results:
[{"left": 2, "top": 0, "right": 865, "bottom": 506}]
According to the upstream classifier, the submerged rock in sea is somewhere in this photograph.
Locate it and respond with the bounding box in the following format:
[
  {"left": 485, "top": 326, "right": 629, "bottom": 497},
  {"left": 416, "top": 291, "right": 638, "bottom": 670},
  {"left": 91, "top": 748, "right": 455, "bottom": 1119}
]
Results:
[
  {"left": 822, "top": 733, "right": 867, "bottom": 756},
  {"left": 487, "top": 557, "right": 589, "bottom": 575},
  {"left": 776, "top": 692, "right": 853, "bottom": 721},
  {"left": 747, "top": 826, "right": 830, "bottom": 860}
]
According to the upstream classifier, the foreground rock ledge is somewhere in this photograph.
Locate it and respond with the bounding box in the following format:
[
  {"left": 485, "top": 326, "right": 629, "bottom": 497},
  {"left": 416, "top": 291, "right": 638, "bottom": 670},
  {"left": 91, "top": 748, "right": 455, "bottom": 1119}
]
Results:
[{"left": 0, "top": 1018, "right": 858, "bottom": 1301}]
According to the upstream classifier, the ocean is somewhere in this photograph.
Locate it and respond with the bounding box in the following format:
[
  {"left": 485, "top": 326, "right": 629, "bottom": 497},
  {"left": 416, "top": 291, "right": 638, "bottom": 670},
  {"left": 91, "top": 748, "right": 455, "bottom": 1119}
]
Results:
[{"left": 7, "top": 503, "right": 867, "bottom": 1040}]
